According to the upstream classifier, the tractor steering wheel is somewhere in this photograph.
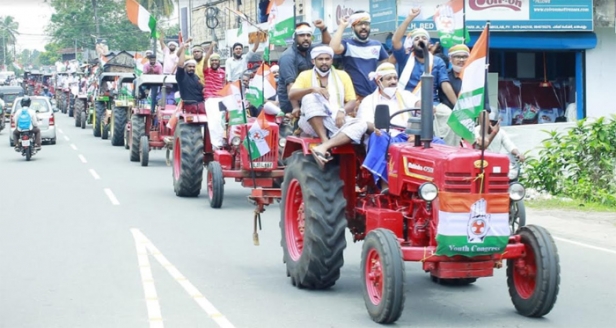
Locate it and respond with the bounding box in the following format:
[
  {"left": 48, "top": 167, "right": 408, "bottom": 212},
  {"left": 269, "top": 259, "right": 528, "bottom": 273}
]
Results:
[{"left": 386, "top": 108, "right": 420, "bottom": 130}]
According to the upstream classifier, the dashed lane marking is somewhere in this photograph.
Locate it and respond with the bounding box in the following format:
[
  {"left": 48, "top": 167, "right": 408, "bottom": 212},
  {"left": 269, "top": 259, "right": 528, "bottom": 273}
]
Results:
[
  {"left": 78, "top": 154, "right": 87, "bottom": 163},
  {"left": 70, "top": 144, "right": 77, "bottom": 150},
  {"left": 553, "top": 236, "right": 616, "bottom": 255},
  {"left": 130, "top": 229, "right": 236, "bottom": 328},
  {"left": 58, "top": 129, "right": 64, "bottom": 134},
  {"left": 63, "top": 135, "right": 70, "bottom": 141},
  {"left": 104, "top": 188, "right": 120, "bottom": 205},
  {"left": 89, "top": 169, "right": 100, "bottom": 180}
]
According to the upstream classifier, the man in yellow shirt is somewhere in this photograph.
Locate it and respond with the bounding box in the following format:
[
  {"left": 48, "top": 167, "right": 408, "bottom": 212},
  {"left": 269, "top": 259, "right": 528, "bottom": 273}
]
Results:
[
  {"left": 289, "top": 45, "right": 366, "bottom": 169},
  {"left": 189, "top": 45, "right": 206, "bottom": 84}
]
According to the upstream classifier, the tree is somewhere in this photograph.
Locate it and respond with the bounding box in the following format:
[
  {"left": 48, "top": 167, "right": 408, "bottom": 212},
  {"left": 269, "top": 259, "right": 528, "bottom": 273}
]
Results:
[
  {"left": 44, "top": 0, "right": 151, "bottom": 53},
  {"left": 0, "top": 15, "right": 19, "bottom": 66},
  {"left": 138, "top": 0, "right": 176, "bottom": 18},
  {"left": 38, "top": 43, "right": 63, "bottom": 66}
]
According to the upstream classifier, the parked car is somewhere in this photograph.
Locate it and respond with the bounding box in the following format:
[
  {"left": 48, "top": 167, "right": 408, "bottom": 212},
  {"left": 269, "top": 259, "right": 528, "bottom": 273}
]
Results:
[
  {"left": 1, "top": 85, "right": 24, "bottom": 122},
  {"left": 9, "top": 96, "right": 58, "bottom": 146}
]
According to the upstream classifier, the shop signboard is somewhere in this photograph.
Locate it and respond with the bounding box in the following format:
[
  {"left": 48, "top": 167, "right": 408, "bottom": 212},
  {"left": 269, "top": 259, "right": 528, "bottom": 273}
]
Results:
[
  {"left": 371, "top": 0, "right": 594, "bottom": 33},
  {"left": 309, "top": 0, "right": 372, "bottom": 42}
]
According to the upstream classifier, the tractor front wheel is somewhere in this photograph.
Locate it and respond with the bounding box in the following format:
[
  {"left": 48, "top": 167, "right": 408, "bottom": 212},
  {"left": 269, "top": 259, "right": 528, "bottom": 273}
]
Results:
[
  {"left": 361, "top": 229, "right": 405, "bottom": 324},
  {"left": 81, "top": 111, "right": 86, "bottom": 129},
  {"left": 206, "top": 161, "right": 224, "bottom": 208},
  {"left": 93, "top": 101, "right": 104, "bottom": 137},
  {"left": 510, "top": 200, "right": 527, "bottom": 234},
  {"left": 507, "top": 225, "right": 560, "bottom": 317},
  {"left": 111, "top": 107, "right": 127, "bottom": 146},
  {"left": 74, "top": 100, "right": 83, "bottom": 127},
  {"left": 172, "top": 122, "right": 204, "bottom": 197},
  {"left": 130, "top": 115, "right": 145, "bottom": 162},
  {"left": 140, "top": 135, "right": 149, "bottom": 167},
  {"left": 280, "top": 151, "right": 347, "bottom": 289}
]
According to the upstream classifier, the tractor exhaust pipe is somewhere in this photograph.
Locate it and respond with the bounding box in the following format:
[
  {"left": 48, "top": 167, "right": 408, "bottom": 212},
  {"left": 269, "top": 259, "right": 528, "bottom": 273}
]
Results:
[{"left": 419, "top": 41, "right": 434, "bottom": 149}]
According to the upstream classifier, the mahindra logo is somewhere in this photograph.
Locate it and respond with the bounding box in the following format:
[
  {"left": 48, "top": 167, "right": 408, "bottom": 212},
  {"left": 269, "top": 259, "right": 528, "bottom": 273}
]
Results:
[
  {"left": 469, "top": 0, "right": 522, "bottom": 11},
  {"left": 335, "top": 5, "right": 355, "bottom": 25}
]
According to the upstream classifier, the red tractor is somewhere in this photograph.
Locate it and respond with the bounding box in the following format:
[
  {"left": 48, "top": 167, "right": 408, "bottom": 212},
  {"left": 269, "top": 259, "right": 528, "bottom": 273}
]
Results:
[
  {"left": 277, "top": 75, "right": 560, "bottom": 323},
  {"left": 205, "top": 110, "right": 286, "bottom": 209},
  {"left": 127, "top": 75, "right": 178, "bottom": 167}
]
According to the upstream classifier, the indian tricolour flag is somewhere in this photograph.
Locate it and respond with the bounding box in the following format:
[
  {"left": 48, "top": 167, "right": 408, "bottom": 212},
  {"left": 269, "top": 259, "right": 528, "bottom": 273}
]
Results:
[
  {"left": 243, "top": 110, "right": 272, "bottom": 160},
  {"left": 218, "top": 81, "right": 245, "bottom": 126},
  {"left": 435, "top": 192, "right": 510, "bottom": 257},
  {"left": 246, "top": 64, "right": 276, "bottom": 108},
  {"left": 125, "top": 0, "right": 158, "bottom": 38},
  {"left": 134, "top": 53, "right": 148, "bottom": 76},
  {"left": 433, "top": 0, "right": 470, "bottom": 48},
  {"left": 446, "top": 22, "right": 490, "bottom": 143}
]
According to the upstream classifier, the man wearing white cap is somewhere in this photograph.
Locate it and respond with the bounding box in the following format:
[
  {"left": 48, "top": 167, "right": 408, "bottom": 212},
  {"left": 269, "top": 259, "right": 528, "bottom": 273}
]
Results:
[
  {"left": 159, "top": 35, "right": 179, "bottom": 74},
  {"left": 391, "top": 8, "right": 458, "bottom": 109},
  {"left": 270, "top": 65, "right": 280, "bottom": 82},
  {"left": 278, "top": 20, "right": 331, "bottom": 115},
  {"left": 329, "top": 11, "right": 390, "bottom": 112},
  {"left": 288, "top": 45, "right": 364, "bottom": 169},
  {"left": 202, "top": 41, "right": 225, "bottom": 99},
  {"left": 174, "top": 39, "right": 205, "bottom": 115}
]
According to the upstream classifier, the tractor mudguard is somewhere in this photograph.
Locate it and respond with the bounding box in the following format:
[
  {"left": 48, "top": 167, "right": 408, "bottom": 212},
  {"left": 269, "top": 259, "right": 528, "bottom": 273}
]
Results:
[
  {"left": 282, "top": 136, "right": 357, "bottom": 160},
  {"left": 180, "top": 113, "right": 208, "bottom": 124},
  {"left": 213, "top": 149, "right": 233, "bottom": 170}
]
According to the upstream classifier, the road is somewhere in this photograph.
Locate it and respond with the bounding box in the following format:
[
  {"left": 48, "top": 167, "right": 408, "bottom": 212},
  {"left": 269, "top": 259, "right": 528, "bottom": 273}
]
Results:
[{"left": 1, "top": 113, "right": 615, "bottom": 328}]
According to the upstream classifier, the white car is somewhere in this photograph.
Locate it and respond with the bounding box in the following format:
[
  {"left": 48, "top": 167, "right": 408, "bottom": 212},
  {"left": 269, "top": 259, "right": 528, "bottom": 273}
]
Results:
[{"left": 9, "top": 96, "right": 58, "bottom": 146}]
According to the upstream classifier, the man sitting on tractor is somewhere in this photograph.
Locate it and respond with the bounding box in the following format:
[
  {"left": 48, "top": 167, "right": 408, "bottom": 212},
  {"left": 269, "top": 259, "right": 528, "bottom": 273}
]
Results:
[
  {"left": 289, "top": 45, "right": 367, "bottom": 169},
  {"left": 357, "top": 62, "right": 445, "bottom": 191},
  {"left": 474, "top": 109, "right": 526, "bottom": 162}
]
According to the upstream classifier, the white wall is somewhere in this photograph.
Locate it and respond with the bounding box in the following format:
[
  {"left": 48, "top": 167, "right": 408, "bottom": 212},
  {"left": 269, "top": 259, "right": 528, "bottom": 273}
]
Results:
[{"left": 585, "top": 27, "right": 616, "bottom": 119}]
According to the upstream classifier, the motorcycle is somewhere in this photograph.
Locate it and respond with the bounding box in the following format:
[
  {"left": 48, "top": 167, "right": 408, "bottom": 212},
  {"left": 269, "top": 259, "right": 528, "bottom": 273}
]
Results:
[
  {"left": 15, "top": 130, "right": 38, "bottom": 161},
  {"left": 508, "top": 154, "right": 526, "bottom": 233}
]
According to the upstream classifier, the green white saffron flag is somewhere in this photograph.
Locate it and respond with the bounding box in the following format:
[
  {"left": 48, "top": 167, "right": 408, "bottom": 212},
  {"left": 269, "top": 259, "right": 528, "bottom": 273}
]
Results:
[
  {"left": 267, "top": 0, "right": 295, "bottom": 46},
  {"left": 218, "top": 81, "right": 245, "bottom": 126},
  {"left": 246, "top": 64, "right": 276, "bottom": 108},
  {"left": 243, "top": 110, "right": 272, "bottom": 160},
  {"left": 433, "top": 0, "right": 471, "bottom": 48}
]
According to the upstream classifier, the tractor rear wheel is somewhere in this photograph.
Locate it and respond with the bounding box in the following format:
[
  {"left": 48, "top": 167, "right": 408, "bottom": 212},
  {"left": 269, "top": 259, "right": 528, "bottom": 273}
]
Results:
[
  {"left": 111, "top": 107, "right": 127, "bottom": 146},
  {"left": 280, "top": 151, "right": 347, "bottom": 289},
  {"left": 74, "top": 100, "right": 83, "bottom": 127},
  {"left": 68, "top": 95, "right": 74, "bottom": 117},
  {"left": 361, "top": 229, "right": 405, "bottom": 324},
  {"left": 81, "top": 111, "right": 86, "bottom": 129},
  {"left": 206, "top": 161, "right": 224, "bottom": 208},
  {"left": 140, "top": 135, "right": 149, "bottom": 167},
  {"left": 172, "top": 122, "right": 204, "bottom": 197},
  {"left": 93, "top": 101, "right": 104, "bottom": 137},
  {"left": 507, "top": 225, "right": 560, "bottom": 318},
  {"left": 130, "top": 115, "right": 145, "bottom": 162}
]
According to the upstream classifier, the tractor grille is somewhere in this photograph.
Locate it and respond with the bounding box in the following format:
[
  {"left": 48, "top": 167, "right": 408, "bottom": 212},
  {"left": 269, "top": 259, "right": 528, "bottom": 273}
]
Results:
[
  {"left": 444, "top": 172, "right": 510, "bottom": 194},
  {"left": 240, "top": 124, "right": 279, "bottom": 170}
]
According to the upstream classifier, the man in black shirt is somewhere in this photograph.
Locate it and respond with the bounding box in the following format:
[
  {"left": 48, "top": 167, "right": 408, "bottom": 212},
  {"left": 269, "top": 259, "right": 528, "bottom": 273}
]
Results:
[{"left": 176, "top": 38, "right": 205, "bottom": 115}]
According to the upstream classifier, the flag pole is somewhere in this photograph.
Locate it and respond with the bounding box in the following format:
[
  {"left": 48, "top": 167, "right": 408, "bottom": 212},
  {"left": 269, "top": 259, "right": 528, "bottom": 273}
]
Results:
[
  {"left": 478, "top": 21, "right": 491, "bottom": 190},
  {"left": 462, "top": 0, "right": 467, "bottom": 43}
]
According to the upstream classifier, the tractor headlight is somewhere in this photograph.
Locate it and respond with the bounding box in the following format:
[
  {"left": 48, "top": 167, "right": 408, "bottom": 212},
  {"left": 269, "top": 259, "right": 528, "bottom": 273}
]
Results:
[
  {"left": 508, "top": 164, "right": 519, "bottom": 180},
  {"left": 231, "top": 136, "right": 241, "bottom": 146},
  {"left": 418, "top": 182, "right": 438, "bottom": 202},
  {"left": 278, "top": 137, "right": 286, "bottom": 148},
  {"left": 508, "top": 183, "right": 525, "bottom": 201}
]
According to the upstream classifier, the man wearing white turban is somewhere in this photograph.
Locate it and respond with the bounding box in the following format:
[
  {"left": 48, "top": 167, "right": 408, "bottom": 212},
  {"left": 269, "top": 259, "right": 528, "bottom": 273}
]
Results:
[
  {"left": 329, "top": 10, "right": 390, "bottom": 113},
  {"left": 159, "top": 34, "right": 179, "bottom": 74},
  {"left": 288, "top": 45, "right": 365, "bottom": 170},
  {"left": 391, "top": 8, "right": 458, "bottom": 111}
]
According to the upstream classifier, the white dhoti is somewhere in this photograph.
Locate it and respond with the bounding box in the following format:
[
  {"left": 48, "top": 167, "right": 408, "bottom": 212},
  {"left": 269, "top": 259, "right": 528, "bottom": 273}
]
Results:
[
  {"left": 204, "top": 97, "right": 225, "bottom": 148},
  {"left": 298, "top": 93, "right": 367, "bottom": 143},
  {"left": 434, "top": 103, "right": 461, "bottom": 147}
]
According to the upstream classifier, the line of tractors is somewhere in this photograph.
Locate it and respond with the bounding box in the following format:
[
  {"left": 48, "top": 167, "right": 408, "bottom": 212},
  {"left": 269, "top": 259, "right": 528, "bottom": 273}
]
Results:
[{"left": 53, "top": 51, "right": 559, "bottom": 324}]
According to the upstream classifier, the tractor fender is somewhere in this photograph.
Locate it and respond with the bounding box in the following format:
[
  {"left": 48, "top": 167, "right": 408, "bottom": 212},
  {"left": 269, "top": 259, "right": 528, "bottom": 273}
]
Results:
[
  {"left": 213, "top": 149, "right": 233, "bottom": 170},
  {"left": 281, "top": 136, "right": 320, "bottom": 159}
]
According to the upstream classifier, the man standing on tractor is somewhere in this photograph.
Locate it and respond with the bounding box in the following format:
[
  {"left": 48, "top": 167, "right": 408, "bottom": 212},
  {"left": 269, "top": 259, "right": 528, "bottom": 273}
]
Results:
[
  {"left": 278, "top": 20, "right": 331, "bottom": 116},
  {"left": 288, "top": 45, "right": 366, "bottom": 169},
  {"left": 329, "top": 11, "right": 391, "bottom": 116},
  {"left": 144, "top": 54, "right": 163, "bottom": 75},
  {"left": 175, "top": 38, "right": 205, "bottom": 114},
  {"left": 159, "top": 36, "right": 179, "bottom": 75},
  {"left": 202, "top": 41, "right": 226, "bottom": 99},
  {"left": 225, "top": 42, "right": 259, "bottom": 83},
  {"left": 189, "top": 45, "right": 206, "bottom": 85}
]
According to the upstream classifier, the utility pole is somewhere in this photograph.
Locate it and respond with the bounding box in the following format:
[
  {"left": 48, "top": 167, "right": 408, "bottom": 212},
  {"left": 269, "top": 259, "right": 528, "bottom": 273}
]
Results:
[{"left": 74, "top": 39, "right": 78, "bottom": 63}]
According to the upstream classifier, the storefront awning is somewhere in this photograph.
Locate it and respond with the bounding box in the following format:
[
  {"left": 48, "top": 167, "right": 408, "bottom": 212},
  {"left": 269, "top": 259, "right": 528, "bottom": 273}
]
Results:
[{"left": 467, "top": 32, "right": 597, "bottom": 50}]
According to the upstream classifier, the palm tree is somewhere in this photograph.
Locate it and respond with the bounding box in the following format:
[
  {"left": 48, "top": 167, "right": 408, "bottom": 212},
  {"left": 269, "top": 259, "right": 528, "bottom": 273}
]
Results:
[
  {"left": 138, "top": 0, "right": 175, "bottom": 18},
  {"left": 0, "top": 16, "right": 19, "bottom": 66}
]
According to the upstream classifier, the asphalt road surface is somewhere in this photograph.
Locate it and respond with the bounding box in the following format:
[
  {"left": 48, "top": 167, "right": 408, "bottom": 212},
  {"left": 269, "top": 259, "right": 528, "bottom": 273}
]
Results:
[{"left": 1, "top": 113, "right": 615, "bottom": 328}]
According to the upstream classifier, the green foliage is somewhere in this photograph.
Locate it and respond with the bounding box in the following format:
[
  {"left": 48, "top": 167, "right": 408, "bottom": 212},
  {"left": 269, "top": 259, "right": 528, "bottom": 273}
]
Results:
[
  {"left": 522, "top": 116, "right": 616, "bottom": 206},
  {"left": 38, "top": 44, "right": 62, "bottom": 66},
  {"left": 0, "top": 15, "right": 19, "bottom": 66},
  {"left": 138, "top": 0, "right": 176, "bottom": 18},
  {"left": 45, "top": 0, "right": 151, "bottom": 53}
]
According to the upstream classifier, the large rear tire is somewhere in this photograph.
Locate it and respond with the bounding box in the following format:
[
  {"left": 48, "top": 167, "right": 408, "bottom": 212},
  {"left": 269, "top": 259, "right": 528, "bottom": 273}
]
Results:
[
  {"left": 130, "top": 115, "right": 145, "bottom": 162},
  {"left": 111, "top": 107, "right": 127, "bottom": 146},
  {"left": 280, "top": 151, "right": 347, "bottom": 289},
  {"left": 140, "top": 135, "right": 149, "bottom": 167},
  {"left": 172, "top": 122, "right": 204, "bottom": 197},
  {"left": 93, "top": 101, "right": 104, "bottom": 137},
  {"left": 507, "top": 225, "right": 560, "bottom": 318},
  {"left": 206, "top": 161, "right": 224, "bottom": 208},
  {"left": 361, "top": 229, "right": 405, "bottom": 324},
  {"left": 80, "top": 111, "right": 86, "bottom": 129},
  {"left": 74, "top": 99, "right": 83, "bottom": 127}
]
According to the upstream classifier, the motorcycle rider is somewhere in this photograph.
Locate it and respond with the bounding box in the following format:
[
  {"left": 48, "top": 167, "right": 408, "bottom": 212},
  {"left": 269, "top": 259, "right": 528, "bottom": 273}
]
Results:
[
  {"left": 475, "top": 109, "right": 525, "bottom": 162},
  {"left": 13, "top": 96, "right": 41, "bottom": 151},
  {"left": 41, "top": 86, "right": 53, "bottom": 98}
]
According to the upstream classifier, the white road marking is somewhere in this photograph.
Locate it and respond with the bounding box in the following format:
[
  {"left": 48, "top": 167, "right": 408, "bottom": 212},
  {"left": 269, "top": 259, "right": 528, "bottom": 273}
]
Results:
[
  {"left": 58, "top": 129, "right": 64, "bottom": 134},
  {"left": 131, "top": 230, "right": 164, "bottom": 328},
  {"left": 104, "top": 188, "right": 120, "bottom": 205},
  {"left": 131, "top": 229, "right": 236, "bottom": 328},
  {"left": 553, "top": 236, "right": 616, "bottom": 255},
  {"left": 89, "top": 169, "right": 101, "bottom": 180},
  {"left": 63, "top": 135, "right": 70, "bottom": 141},
  {"left": 70, "top": 144, "right": 77, "bottom": 150},
  {"left": 78, "top": 154, "right": 87, "bottom": 163}
]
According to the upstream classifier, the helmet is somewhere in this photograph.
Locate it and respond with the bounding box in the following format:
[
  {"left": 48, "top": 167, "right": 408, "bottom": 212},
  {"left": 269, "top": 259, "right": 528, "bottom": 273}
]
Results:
[{"left": 21, "top": 96, "right": 31, "bottom": 107}]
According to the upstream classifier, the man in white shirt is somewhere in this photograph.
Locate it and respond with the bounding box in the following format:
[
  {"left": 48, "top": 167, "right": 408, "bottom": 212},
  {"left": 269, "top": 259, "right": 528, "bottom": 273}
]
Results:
[
  {"left": 12, "top": 96, "right": 41, "bottom": 150},
  {"left": 159, "top": 36, "right": 179, "bottom": 74},
  {"left": 474, "top": 110, "right": 525, "bottom": 161},
  {"left": 225, "top": 42, "right": 259, "bottom": 83}
]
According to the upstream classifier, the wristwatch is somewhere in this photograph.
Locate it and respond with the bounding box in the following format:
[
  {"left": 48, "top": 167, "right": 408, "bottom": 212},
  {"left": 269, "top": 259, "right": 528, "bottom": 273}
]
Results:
[{"left": 337, "top": 108, "right": 346, "bottom": 115}]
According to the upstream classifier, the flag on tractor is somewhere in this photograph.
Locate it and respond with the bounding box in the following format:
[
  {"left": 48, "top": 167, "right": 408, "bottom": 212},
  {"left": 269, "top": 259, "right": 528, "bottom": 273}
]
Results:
[
  {"left": 134, "top": 53, "right": 148, "bottom": 76},
  {"left": 446, "top": 23, "right": 490, "bottom": 143},
  {"left": 435, "top": 192, "right": 510, "bottom": 257},
  {"left": 178, "top": 31, "right": 190, "bottom": 56},
  {"left": 125, "top": 0, "right": 159, "bottom": 39},
  {"left": 433, "top": 0, "right": 470, "bottom": 48},
  {"left": 243, "top": 110, "right": 272, "bottom": 160},
  {"left": 218, "top": 81, "right": 245, "bottom": 126},
  {"left": 246, "top": 64, "right": 276, "bottom": 108}
]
